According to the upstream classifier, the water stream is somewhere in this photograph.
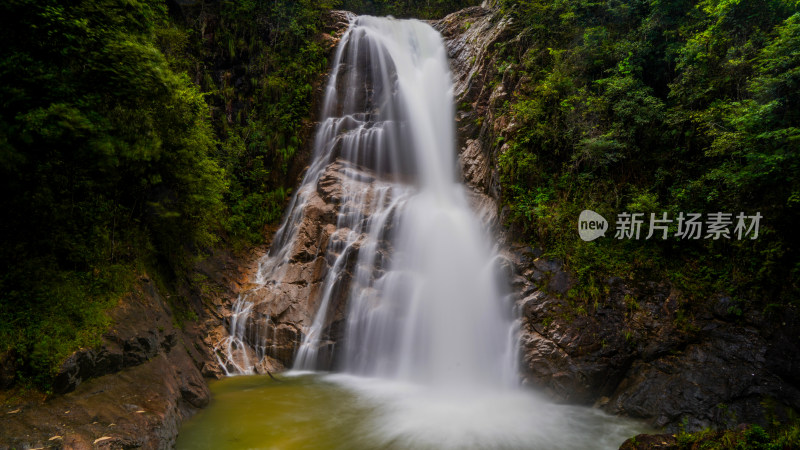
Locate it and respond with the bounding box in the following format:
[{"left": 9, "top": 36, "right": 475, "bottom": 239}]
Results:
[{"left": 187, "top": 15, "right": 648, "bottom": 449}]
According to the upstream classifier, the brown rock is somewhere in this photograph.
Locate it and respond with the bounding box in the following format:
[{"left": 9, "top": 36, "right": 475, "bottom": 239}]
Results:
[{"left": 0, "top": 282, "right": 210, "bottom": 449}]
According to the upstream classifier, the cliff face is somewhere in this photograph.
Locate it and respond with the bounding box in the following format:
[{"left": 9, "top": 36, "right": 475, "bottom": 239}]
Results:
[
  {"left": 208, "top": 160, "right": 393, "bottom": 374},
  {"left": 435, "top": 4, "right": 800, "bottom": 433},
  {"left": 202, "top": 4, "right": 800, "bottom": 434},
  {"left": 202, "top": 12, "right": 357, "bottom": 375},
  {"left": 0, "top": 277, "right": 212, "bottom": 449}
]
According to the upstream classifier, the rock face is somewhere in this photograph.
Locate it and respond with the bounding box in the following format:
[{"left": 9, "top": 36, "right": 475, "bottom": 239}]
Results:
[
  {"left": 209, "top": 158, "right": 397, "bottom": 373},
  {"left": 435, "top": 5, "right": 515, "bottom": 230},
  {"left": 0, "top": 279, "right": 211, "bottom": 450},
  {"left": 52, "top": 280, "right": 182, "bottom": 395},
  {"left": 202, "top": 14, "right": 388, "bottom": 374},
  {"left": 435, "top": 2, "right": 800, "bottom": 434}
]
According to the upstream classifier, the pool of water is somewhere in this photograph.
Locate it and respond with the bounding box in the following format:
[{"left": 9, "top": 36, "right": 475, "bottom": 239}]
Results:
[{"left": 175, "top": 373, "right": 648, "bottom": 450}]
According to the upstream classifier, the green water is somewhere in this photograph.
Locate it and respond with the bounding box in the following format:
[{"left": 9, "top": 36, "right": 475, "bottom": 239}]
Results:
[
  {"left": 175, "top": 374, "right": 382, "bottom": 450},
  {"left": 175, "top": 374, "right": 648, "bottom": 450}
]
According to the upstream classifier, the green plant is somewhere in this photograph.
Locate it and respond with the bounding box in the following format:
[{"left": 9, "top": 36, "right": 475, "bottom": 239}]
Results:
[{"left": 493, "top": 0, "right": 799, "bottom": 310}]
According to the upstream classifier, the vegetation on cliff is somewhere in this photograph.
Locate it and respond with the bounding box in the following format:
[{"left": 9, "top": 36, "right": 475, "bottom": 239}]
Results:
[
  {"left": 674, "top": 421, "right": 800, "bottom": 449},
  {"left": 493, "top": 0, "right": 799, "bottom": 308},
  {"left": 0, "top": 0, "right": 226, "bottom": 387}
]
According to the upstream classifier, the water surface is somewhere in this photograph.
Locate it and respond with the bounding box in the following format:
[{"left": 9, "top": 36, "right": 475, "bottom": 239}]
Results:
[{"left": 176, "top": 374, "right": 647, "bottom": 450}]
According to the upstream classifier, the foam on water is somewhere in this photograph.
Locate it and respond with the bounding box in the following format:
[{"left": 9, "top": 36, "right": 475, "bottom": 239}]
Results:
[{"left": 176, "top": 374, "right": 648, "bottom": 450}]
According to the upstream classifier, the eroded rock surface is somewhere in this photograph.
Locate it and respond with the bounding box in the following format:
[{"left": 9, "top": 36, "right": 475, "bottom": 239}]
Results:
[{"left": 209, "top": 159, "right": 396, "bottom": 372}]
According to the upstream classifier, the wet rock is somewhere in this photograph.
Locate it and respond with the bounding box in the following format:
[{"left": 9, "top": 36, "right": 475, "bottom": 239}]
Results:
[
  {"left": 460, "top": 139, "right": 491, "bottom": 192},
  {"left": 607, "top": 325, "right": 800, "bottom": 430},
  {"left": 123, "top": 334, "right": 159, "bottom": 367},
  {"left": 510, "top": 242, "right": 800, "bottom": 431},
  {"left": 201, "top": 361, "right": 224, "bottom": 379},
  {"left": 93, "top": 345, "right": 124, "bottom": 376},
  {"left": 180, "top": 376, "right": 210, "bottom": 408},
  {"left": 212, "top": 160, "right": 397, "bottom": 372},
  {"left": 53, "top": 348, "right": 97, "bottom": 394},
  {"left": 253, "top": 356, "right": 284, "bottom": 375},
  {"left": 324, "top": 10, "right": 354, "bottom": 35}
]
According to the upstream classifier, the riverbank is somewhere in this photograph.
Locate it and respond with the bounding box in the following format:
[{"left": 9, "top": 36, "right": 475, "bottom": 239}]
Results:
[{"left": 0, "top": 246, "right": 265, "bottom": 449}]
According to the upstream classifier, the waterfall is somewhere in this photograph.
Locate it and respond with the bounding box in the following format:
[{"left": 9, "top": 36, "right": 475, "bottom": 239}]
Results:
[
  {"left": 196, "top": 16, "right": 650, "bottom": 450},
  {"left": 219, "top": 15, "right": 517, "bottom": 387}
]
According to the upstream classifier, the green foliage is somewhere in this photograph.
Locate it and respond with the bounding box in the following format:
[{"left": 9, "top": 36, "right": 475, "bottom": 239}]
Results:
[
  {"left": 496, "top": 0, "right": 800, "bottom": 305},
  {"left": 0, "top": 0, "right": 479, "bottom": 389},
  {"left": 676, "top": 422, "right": 800, "bottom": 449},
  {"left": 0, "top": 0, "right": 230, "bottom": 387},
  {"left": 177, "top": 0, "right": 338, "bottom": 247}
]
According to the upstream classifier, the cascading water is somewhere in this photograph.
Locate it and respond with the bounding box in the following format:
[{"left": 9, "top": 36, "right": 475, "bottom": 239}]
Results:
[
  {"left": 218, "top": 15, "right": 517, "bottom": 384},
  {"left": 291, "top": 15, "right": 518, "bottom": 388},
  {"left": 201, "top": 15, "right": 647, "bottom": 449}
]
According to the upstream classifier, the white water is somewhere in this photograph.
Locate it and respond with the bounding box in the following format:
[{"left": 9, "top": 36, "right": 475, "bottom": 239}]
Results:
[
  {"left": 289, "top": 15, "right": 517, "bottom": 387},
  {"left": 211, "top": 15, "right": 646, "bottom": 448},
  {"left": 295, "top": 17, "right": 515, "bottom": 385}
]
